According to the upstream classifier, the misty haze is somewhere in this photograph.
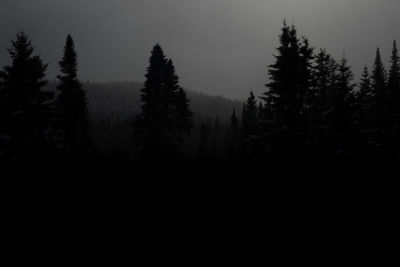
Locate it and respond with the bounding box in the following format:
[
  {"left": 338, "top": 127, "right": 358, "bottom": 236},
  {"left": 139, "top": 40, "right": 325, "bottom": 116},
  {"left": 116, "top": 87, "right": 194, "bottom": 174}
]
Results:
[{"left": 1, "top": 0, "right": 400, "bottom": 168}]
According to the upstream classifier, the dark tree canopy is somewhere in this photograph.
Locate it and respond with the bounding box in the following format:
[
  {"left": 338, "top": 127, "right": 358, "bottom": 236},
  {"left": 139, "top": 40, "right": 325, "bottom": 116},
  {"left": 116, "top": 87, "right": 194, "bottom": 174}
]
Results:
[
  {"left": 56, "top": 35, "right": 90, "bottom": 155},
  {"left": 387, "top": 41, "right": 400, "bottom": 124},
  {"left": 371, "top": 48, "right": 388, "bottom": 124},
  {"left": 265, "top": 22, "right": 313, "bottom": 128},
  {"left": 134, "top": 44, "right": 193, "bottom": 159},
  {"left": 0, "top": 32, "right": 53, "bottom": 159},
  {"left": 357, "top": 66, "right": 373, "bottom": 111}
]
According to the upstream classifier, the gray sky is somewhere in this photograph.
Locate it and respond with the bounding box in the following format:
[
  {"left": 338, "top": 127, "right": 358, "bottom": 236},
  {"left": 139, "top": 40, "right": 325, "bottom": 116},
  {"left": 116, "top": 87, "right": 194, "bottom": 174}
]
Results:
[{"left": 0, "top": 0, "right": 399, "bottom": 99}]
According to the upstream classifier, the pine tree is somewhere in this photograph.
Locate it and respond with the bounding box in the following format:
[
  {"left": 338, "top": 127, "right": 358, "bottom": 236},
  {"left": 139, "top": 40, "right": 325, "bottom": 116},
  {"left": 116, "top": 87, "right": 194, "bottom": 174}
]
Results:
[
  {"left": 371, "top": 47, "right": 388, "bottom": 125},
  {"left": 388, "top": 41, "right": 400, "bottom": 100},
  {"left": 134, "top": 44, "right": 193, "bottom": 159},
  {"left": 174, "top": 87, "right": 194, "bottom": 136},
  {"left": 240, "top": 91, "right": 258, "bottom": 158},
  {"left": 263, "top": 22, "right": 314, "bottom": 158},
  {"left": 387, "top": 41, "right": 400, "bottom": 124},
  {"left": 0, "top": 32, "right": 53, "bottom": 159},
  {"left": 311, "top": 49, "right": 338, "bottom": 111},
  {"left": 334, "top": 56, "right": 355, "bottom": 116},
  {"left": 328, "top": 56, "right": 356, "bottom": 155},
  {"left": 357, "top": 66, "right": 373, "bottom": 111},
  {"left": 56, "top": 35, "right": 90, "bottom": 156},
  {"left": 356, "top": 65, "right": 374, "bottom": 154},
  {"left": 386, "top": 40, "right": 400, "bottom": 157},
  {"left": 305, "top": 49, "right": 339, "bottom": 155},
  {"left": 241, "top": 91, "right": 257, "bottom": 139}
]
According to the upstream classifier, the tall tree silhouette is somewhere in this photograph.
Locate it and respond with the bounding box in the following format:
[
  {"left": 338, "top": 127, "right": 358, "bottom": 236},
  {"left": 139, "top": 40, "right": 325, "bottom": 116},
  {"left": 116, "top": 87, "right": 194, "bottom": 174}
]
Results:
[
  {"left": 0, "top": 32, "right": 53, "bottom": 159},
  {"left": 173, "top": 86, "right": 193, "bottom": 148},
  {"left": 56, "top": 35, "right": 90, "bottom": 156},
  {"left": 134, "top": 44, "right": 193, "bottom": 159},
  {"left": 356, "top": 66, "right": 374, "bottom": 155},
  {"left": 310, "top": 49, "right": 338, "bottom": 111},
  {"left": 387, "top": 41, "right": 400, "bottom": 125},
  {"left": 357, "top": 66, "right": 373, "bottom": 112},
  {"left": 241, "top": 92, "right": 257, "bottom": 140},
  {"left": 263, "top": 22, "right": 313, "bottom": 157},
  {"left": 386, "top": 40, "right": 400, "bottom": 156},
  {"left": 371, "top": 48, "right": 388, "bottom": 126},
  {"left": 327, "top": 56, "right": 356, "bottom": 155},
  {"left": 240, "top": 91, "right": 258, "bottom": 158},
  {"left": 306, "top": 49, "right": 339, "bottom": 154}
]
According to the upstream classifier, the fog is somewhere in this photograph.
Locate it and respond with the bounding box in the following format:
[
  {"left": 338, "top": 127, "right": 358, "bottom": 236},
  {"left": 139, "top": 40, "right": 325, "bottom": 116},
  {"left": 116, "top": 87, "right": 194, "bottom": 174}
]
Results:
[{"left": 1, "top": 0, "right": 399, "bottom": 99}]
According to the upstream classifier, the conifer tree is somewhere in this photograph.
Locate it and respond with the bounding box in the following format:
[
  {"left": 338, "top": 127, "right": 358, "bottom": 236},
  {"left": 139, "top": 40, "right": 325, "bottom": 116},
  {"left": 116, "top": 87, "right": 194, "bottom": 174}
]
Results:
[
  {"left": 265, "top": 22, "right": 313, "bottom": 126},
  {"left": 386, "top": 40, "right": 400, "bottom": 156},
  {"left": 371, "top": 48, "right": 388, "bottom": 125},
  {"left": 263, "top": 22, "right": 314, "bottom": 158},
  {"left": 334, "top": 56, "right": 356, "bottom": 116},
  {"left": 56, "top": 35, "right": 90, "bottom": 156},
  {"left": 388, "top": 41, "right": 400, "bottom": 99},
  {"left": 240, "top": 91, "right": 258, "bottom": 158},
  {"left": 134, "top": 44, "right": 193, "bottom": 159},
  {"left": 135, "top": 44, "right": 169, "bottom": 158},
  {"left": 387, "top": 41, "right": 400, "bottom": 124},
  {"left": 241, "top": 91, "right": 257, "bottom": 140},
  {"left": 174, "top": 87, "right": 194, "bottom": 137},
  {"left": 305, "top": 49, "right": 339, "bottom": 155},
  {"left": 356, "top": 66, "right": 374, "bottom": 150},
  {"left": 311, "top": 49, "right": 338, "bottom": 111},
  {"left": 357, "top": 66, "right": 373, "bottom": 111},
  {"left": 0, "top": 32, "right": 53, "bottom": 159},
  {"left": 328, "top": 56, "right": 356, "bottom": 155}
]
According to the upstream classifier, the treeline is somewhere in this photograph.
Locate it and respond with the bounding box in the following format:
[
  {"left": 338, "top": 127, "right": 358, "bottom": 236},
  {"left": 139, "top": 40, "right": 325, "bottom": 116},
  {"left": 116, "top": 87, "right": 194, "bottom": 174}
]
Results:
[
  {"left": 236, "top": 22, "right": 400, "bottom": 160},
  {"left": 1, "top": 21, "right": 400, "bottom": 163}
]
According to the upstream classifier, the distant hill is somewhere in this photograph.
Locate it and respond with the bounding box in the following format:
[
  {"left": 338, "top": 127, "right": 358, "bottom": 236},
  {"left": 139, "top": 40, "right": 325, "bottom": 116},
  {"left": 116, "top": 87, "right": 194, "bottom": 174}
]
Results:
[{"left": 48, "top": 81, "right": 243, "bottom": 123}]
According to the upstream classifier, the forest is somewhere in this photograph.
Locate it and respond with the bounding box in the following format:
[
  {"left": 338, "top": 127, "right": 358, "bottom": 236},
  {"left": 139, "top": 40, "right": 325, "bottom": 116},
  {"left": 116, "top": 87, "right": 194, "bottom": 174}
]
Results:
[{"left": 1, "top": 22, "right": 400, "bottom": 166}]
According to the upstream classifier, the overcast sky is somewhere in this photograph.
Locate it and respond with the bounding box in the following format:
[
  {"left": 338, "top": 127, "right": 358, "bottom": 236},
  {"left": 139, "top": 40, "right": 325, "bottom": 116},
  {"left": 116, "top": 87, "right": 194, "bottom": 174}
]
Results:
[{"left": 1, "top": 0, "right": 399, "bottom": 99}]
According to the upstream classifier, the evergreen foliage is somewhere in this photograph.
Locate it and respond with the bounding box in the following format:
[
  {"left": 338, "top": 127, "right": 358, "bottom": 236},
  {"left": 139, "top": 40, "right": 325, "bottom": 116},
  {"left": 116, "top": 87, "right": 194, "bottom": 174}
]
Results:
[
  {"left": 56, "top": 35, "right": 90, "bottom": 156},
  {"left": 0, "top": 32, "right": 53, "bottom": 159},
  {"left": 134, "top": 44, "right": 193, "bottom": 159}
]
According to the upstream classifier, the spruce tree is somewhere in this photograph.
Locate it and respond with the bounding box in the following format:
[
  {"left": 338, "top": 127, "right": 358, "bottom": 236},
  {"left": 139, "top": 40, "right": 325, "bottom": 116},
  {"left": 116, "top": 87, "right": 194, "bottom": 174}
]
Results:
[
  {"left": 356, "top": 65, "right": 374, "bottom": 153},
  {"left": 135, "top": 44, "right": 168, "bottom": 158},
  {"left": 388, "top": 41, "right": 400, "bottom": 100},
  {"left": 329, "top": 56, "right": 356, "bottom": 155},
  {"left": 263, "top": 22, "right": 314, "bottom": 158},
  {"left": 357, "top": 66, "right": 373, "bottom": 111},
  {"left": 134, "top": 44, "right": 193, "bottom": 159},
  {"left": 387, "top": 41, "right": 400, "bottom": 124},
  {"left": 371, "top": 48, "right": 388, "bottom": 126},
  {"left": 306, "top": 49, "right": 339, "bottom": 155},
  {"left": 56, "top": 35, "right": 90, "bottom": 156},
  {"left": 174, "top": 87, "right": 194, "bottom": 136},
  {"left": 334, "top": 56, "right": 356, "bottom": 115},
  {"left": 386, "top": 40, "right": 400, "bottom": 156},
  {"left": 240, "top": 91, "right": 258, "bottom": 158},
  {"left": 0, "top": 32, "right": 53, "bottom": 159},
  {"left": 311, "top": 49, "right": 338, "bottom": 111}
]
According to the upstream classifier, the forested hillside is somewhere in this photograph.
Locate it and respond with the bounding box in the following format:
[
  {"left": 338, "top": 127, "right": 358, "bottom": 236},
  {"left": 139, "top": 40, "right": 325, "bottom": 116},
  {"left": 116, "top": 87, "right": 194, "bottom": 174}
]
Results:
[{"left": 46, "top": 81, "right": 243, "bottom": 123}]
